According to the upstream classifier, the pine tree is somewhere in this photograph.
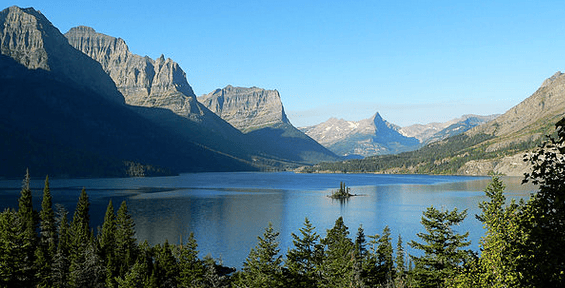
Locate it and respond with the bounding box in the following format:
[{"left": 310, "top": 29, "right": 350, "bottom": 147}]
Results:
[
  {"left": 35, "top": 176, "right": 57, "bottom": 286},
  {"left": 285, "top": 218, "right": 323, "bottom": 287},
  {"left": 17, "top": 170, "right": 38, "bottom": 286},
  {"left": 238, "top": 222, "right": 283, "bottom": 287},
  {"left": 0, "top": 209, "right": 27, "bottom": 286},
  {"left": 69, "top": 188, "right": 101, "bottom": 287},
  {"left": 409, "top": 206, "right": 473, "bottom": 288},
  {"left": 99, "top": 200, "right": 117, "bottom": 287},
  {"left": 319, "top": 216, "right": 355, "bottom": 288},
  {"left": 115, "top": 200, "right": 137, "bottom": 277},
  {"left": 177, "top": 232, "right": 205, "bottom": 287},
  {"left": 52, "top": 204, "right": 71, "bottom": 288},
  {"left": 153, "top": 240, "right": 179, "bottom": 287}
]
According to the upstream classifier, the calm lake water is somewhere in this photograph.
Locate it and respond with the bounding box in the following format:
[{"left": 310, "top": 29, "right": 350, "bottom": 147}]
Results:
[{"left": 0, "top": 172, "right": 535, "bottom": 269}]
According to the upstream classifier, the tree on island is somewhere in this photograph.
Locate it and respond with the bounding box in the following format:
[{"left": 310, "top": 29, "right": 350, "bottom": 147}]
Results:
[{"left": 329, "top": 182, "right": 354, "bottom": 199}]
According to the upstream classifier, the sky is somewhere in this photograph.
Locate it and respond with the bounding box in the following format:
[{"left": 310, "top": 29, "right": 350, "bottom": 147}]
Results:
[{"left": 8, "top": 0, "right": 565, "bottom": 127}]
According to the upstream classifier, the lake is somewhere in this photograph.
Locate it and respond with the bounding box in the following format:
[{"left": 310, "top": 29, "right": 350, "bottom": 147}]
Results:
[{"left": 0, "top": 172, "right": 535, "bottom": 269}]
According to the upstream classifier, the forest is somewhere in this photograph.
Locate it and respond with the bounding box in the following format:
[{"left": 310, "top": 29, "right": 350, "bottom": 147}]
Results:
[{"left": 1, "top": 118, "right": 565, "bottom": 287}]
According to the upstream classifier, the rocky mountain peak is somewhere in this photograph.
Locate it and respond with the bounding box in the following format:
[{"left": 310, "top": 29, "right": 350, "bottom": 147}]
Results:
[
  {"left": 0, "top": 6, "right": 124, "bottom": 103},
  {"left": 65, "top": 26, "right": 203, "bottom": 118},
  {"left": 198, "top": 86, "right": 290, "bottom": 132},
  {"left": 300, "top": 112, "right": 419, "bottom": 157}
]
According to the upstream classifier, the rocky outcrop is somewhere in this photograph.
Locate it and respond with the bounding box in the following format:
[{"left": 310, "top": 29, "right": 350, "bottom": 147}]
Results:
[
  {"left": 0, "top": 6, "right": 123, "bottom": 103},
  {"left": 65, "top": 26, "right": 207, "bottom": 121},
  {"left": 457, "top": 153, "right": 531, "bottom": 177},
  {"left": 198, "top": 86, "right": 290, "bottom": 132},
  {"left": 300, "top": 112, "right": 420, "bottom": 157}
]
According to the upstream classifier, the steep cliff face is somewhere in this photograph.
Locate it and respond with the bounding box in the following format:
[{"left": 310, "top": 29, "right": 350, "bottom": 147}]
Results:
[
  {"left": 198, "top": 86, "right": 290, "bottom": 132},
  {"left": 199, "top": 86, "right": 339, "bottom": 164},
  {"left": 0, "top": 6, "right": 123, "bottom": 103},
  {"left": 301, "top": 113, "right": 420, "bottom": 157},
  {"left": 65, "top": 26, "right": 206, "bottom": 120},
  {"left": 0, "top": 6, "right": 257, "bottom": 177}
]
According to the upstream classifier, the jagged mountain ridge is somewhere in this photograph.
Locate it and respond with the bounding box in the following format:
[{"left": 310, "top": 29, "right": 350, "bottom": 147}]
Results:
[
  {"left": 0, "top": 7, "right": 123, "bottom": 104},
  {"left": 67, "top": 26, "right": 338, "bottom": 166},
  {"left": 308, "top": 71, "right": 565, "bottom": 176},
  {"left": 64, "top": 25, "right": 262, "bottom": 161},
  {"left": 300, "top": 113, "right": 421, "bottom": 157},
  {"left": 65, "top": 26, "right": 205, "bottom": 119},
  {"left": 0, "top": 6, "right": 257, "bottom": 177},
  {"left": 400, "top": 114, "right": 499, "bottom": 144},
  {"left": 199, "top": 86, "right": 340, "bottom": 164}
]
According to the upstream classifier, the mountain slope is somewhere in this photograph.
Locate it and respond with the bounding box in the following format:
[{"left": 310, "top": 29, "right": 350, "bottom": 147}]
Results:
[
  {"left": 0, "top": 6, "right": 256, "bottom": 177},
  {"left": 400, "top": 114, "right": 499, "bottom": 144},
  {"left": 307, "top": 72, "right": 565, "bottom": 176},
  {"left": 300, "top": 113, "right": 420, "bottom": 157},
  {"left": 199, "top": 86, "right": 340, "bottom": 164}
]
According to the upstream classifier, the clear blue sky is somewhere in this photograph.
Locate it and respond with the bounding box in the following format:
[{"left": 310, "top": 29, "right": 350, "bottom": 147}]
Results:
[{"left": 9, "top": 0, "right": 565, "bottom": 127}]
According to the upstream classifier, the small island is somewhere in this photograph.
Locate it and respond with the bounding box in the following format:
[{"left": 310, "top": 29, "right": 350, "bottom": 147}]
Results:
[{"left": 328, "top": 182, "right": 356, "bottom": 199}]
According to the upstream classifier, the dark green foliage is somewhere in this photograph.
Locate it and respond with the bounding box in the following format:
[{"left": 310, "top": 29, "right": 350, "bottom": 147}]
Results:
[
  {"left": 329, "top": 182, "right": 354, "bottom": 199},
  {"left": 409, "top": 206, "right": 473, "bottom": 288},
  {"left": 35, "top": 176, "right": 58, "bottom": 286},
  {"left": 0, "top": 209, "right": 28, "bottom": 286},
  {"left": 52, "top": 204, "right": 71, "bottom": 288},
  {"left": 237, "top": 222, "right": 283, "bottom": 287},
  {"left": 177, "top": 232, "right": 205, "bottom": 287},
  {"left": 17, "top": 170, "right": 38, "bottom": 286},
  {"left": 319, "top": 217, "right": 355, "bottom": 288},
  {"left": 285, "top": 218, "right": 323, "bottom": 287},
  {"left": 153, "top": 240, "right": 179, "bottom": 287},
  {"left": 518, "top": 118, "right": 565, "bottom": 286},
  {"left": 115, "top": 201, "right": 137, "bottom": 276}
]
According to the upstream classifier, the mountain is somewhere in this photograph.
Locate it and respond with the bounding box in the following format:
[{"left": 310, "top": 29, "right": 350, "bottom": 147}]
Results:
[
  {"left": 307, "top": 72, "right": 565, "bottom": 176},
  {"left": 300, "top": 113, "right": 420, "bottom": 157},
  {"left": 400, "top": 114, "right": 499, "bottom": 144},
  {"left": 199, "top": 86, "right": 340, "bottom": 164},
  {"left": 66, "top": 26, "right": 338, "bottom": 167},
  {"left": 199, "top": 85, "right": 290, "bottom": 133},
  {"left": 0, "top": 6, "right": 256, "bottom": 177}
]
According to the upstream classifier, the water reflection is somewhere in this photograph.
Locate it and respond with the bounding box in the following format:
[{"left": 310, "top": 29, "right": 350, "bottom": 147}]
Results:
[{"left": 0, "top": 173, "right": 535, "bottom": 269}]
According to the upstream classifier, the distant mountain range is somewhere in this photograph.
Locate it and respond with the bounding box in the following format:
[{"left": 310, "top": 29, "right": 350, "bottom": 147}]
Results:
[
  {"left": 2, "top": 5, "right": 563, "bottom": 177},
  {"left": 300, "top": 113, "right": 496, "bottom": 158},
  {"left": 0, "top": 6, "right": 338, "bottom": 177},
  {"left": 307, "top": 72, "right": 565, "bottom": 176}
]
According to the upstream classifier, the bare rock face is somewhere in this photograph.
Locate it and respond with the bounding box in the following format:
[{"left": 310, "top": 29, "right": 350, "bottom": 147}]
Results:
[
  {"left": 198, "top": 86, "right": 290, "bottom": 132},
  {"left": 0, "top": 6, "right": 123, "bottom": 103},
  {"left": 65, "top": 26, "right": 205, "bottom": 120}
]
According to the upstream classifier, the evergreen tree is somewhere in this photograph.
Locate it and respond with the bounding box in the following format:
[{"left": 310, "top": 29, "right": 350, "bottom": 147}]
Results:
[
  {"left": 99, "top": 200, "right": 117, "bottom": 287},
  {"left": 364, "top": 226, "right": 394, "bottom": 287},
  {"left": 352, "top": 225, "right": 368, "bottom": 287},
  {"left": 52, "top": 204, "right": 71, "bottom": 288},
  {"left": 319, "top": 216, "right": 355, "bottom": 288},
  {"left": 473, "top": 175, "right": 521, "bottom": 287},
  {"left": 115, "top": 201, "right": 137, "bottom": 277},
  {"left": 69, "top": 188, "right": 102, "bottom": 287},
  {"left": 409, "top": 206, "right": 473, "bottom": 288},
  {"left": 153, "top": 240, "right": 179, "bottom": 287},
  {"left": 0, "top": 209, "right": 28, "bottom": 286},
  {"left": 237, "top": 222, "right": 283, "bottom": 287},
  {"left": 35, "top": 175, "right": 57, "bottom": 286},
  {"left": 17, "top": 170, "right": 38, "bottom": 286},
  {"left": 520, "top": 117, "right": 565, "bottom": 286},
  {"left": 285, "top": 218, "right": 323, "bottom": 287},
  {"left": 177, "top": 232, "right": 205, "bottom": 287}
]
